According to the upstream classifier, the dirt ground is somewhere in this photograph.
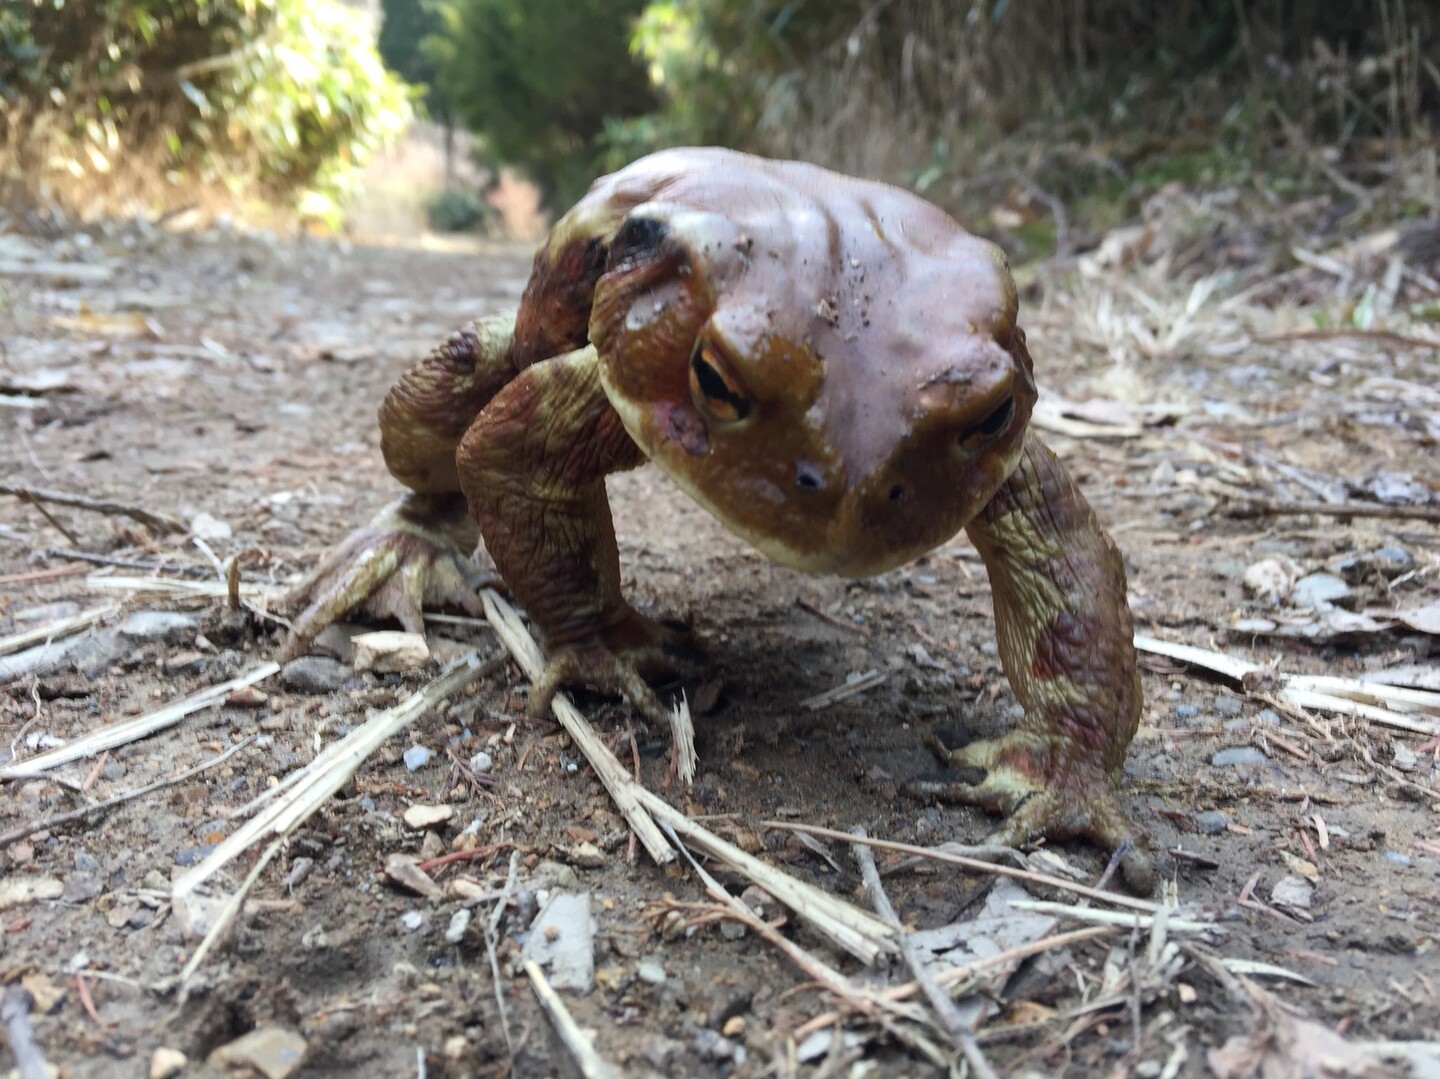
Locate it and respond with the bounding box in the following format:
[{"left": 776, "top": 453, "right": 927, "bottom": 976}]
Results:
[{"left": 1, "top": 194, "right": 1437, "bottom": 1078}]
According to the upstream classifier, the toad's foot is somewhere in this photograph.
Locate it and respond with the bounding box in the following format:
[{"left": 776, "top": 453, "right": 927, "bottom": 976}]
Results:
[
  {"left": 904, "top": 728, "right": 1154, "bottom": 894},
  {"left": 528, "top": 610, "right": 699, "bottom": 732},
  {"left": 280, "top": 494, "right": 491, "bottom": 660}
]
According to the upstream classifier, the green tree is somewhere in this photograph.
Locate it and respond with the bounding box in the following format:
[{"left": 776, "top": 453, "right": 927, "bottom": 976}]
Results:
[
  {"left": 378, "top": 0, "right": 447, "bottom": 121},
  {"left": 436, "top": 0, "right": 657, "bottom": 206}
]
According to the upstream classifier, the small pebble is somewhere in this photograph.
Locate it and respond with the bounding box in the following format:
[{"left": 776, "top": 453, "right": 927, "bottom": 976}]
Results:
[
  {"left": 469, "top": 750, "right": 493, "bottom": 774},
  {"left": 149, "top": 1047, "right": 188, "bottom": 1079},
  {"left": 1213, "top": 696, "right": 1243, "bottom": 718},
  {"left": 693, "top": 1029, "right": 737, "bottom": 1061},
  {"left": 384, "top": 854, "right": 443, "bottom": 900},
  {"left": 173, "top": 844, "right": 218, "bottom": 866},
  {"left": 1291, "top": 572, "right": 1351, "bottom": 610},
  {"left": 149, "top": 1042, "right": 188, "bottom": 1077},
  {"left": 1194, "top": 810, "right": 1230, "bottom": 836},
  {"left": 403, "top": 804, "right": 454, "bottom": 830},
  {"left": 279, "top": 656, "right": 349, "bottom": 694},
  {"left": 403, "top": 745, "right": 433, "bottom": 771},
  {"left": 1173, "top": 704, "right": 1199, "bottom": 719},
  {"left": 1256, "top": 709, "right": 1281, "bottom": 726},
  {"left": 1373, "top": 544, "right": 1414, "bottom": 577},
  {"left": 1381, "top": 850, "right": 1413, "bottom": 867},
  {"left": 636, "top": 958, "right": 667, "bottom": 985},
  {"left": 74, "top": 851, "right": 100, "bottom": 873},
  {"left": 208, "top": 1027, "right": 307, "bottom": 1079},
  {"left": 120, "top": 610, "right": 199, "bottom": 642},
  {"left": 400, "top": 910, "right": 426, "bottom": 931},
  {"left": 190, "top": 512, "right": 232, "bottom": 541},
  {"left": 445, "top": 908, "right": 471, "bottom": 943},
  {"left": 1211, "top": 747, "right": 1269, "bottom": 768},
  {"left": 62, "top": 874, "right": 101, "bottom": 903}
]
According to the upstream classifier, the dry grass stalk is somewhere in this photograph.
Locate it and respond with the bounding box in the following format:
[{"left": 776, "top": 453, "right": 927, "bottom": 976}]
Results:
[
  {"left": 524, "top": 960, "right": 618, "bottom": 1079},
  {"left": 0, "top": 604, "right": 118, "bottom": 658},
  {"left": 1006, "top": 899, "right": 1219, "bottom": 934},
  {"left": 639, "top": 788, "right": 895, "bottom": 963},
  {"left": 669, "top": 694, "right": 697, "bottom": 785},
  {"left": 479, "top": 590, "right": 674, "bottom": 865},
  {"left": 83, "top": 574, "right": 275, "bottom": 601},
  {"left": 850, "top": 829, "right": 1000, "bottom": 1079},
  {"left": 798, "top": 670, "right": 887, "bottom": 712},
  {"left": 480, "top": 589, "right": 895, "bottom": 962},
  {"left": 177, "top": 837, "right": 286, "bottom": 989},
  {"left": 0, "top": 483, "right": 185, "bottom": 534},
  {"left": 792, "top": 925, "right": 1116, "bottom": 1042},
  {"left": 663, "top": 828, "right": 943, "bottom": 1066},
  {"left": 0, "top": 737, "right": 253, "bottom": 846},
  {"left": 1135, "top": 634, "right": 1440, "bottom": 737},
  {"left": 172, "top": 652, "right": 496, "bottom": 903},
  {"left": 765, "top": 821, "right": 1168, "bottom": 914},
  {"left": 0, "top": 662, "right": 278, "bottom": 780}
]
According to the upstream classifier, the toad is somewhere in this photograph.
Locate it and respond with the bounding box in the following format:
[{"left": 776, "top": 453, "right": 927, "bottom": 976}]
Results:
[{"left": 283, "top": 148, "right": 1152, "bottom": 891}]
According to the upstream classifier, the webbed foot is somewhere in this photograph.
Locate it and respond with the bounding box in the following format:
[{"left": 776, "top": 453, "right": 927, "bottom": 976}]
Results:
[
  {"left": 904, "top": 728, "right": 1154, "bottom": 894},
  {"left": 280, "top": 494, "right": 492, "bottom": 660},
  {"left": 528, "top": 609, "right": 699, "bottom": 730}
]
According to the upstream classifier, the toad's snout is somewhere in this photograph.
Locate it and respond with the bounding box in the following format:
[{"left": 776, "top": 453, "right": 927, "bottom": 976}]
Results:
[{"left": 826, "top": 339, "right": 1035, "bottom": 574}]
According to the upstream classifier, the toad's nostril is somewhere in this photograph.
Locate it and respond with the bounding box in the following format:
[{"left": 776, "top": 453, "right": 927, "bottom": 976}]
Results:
[
  {"left": 888, "top": 485, "right": 905, "bottom": 502},
  {"left": 795, "top": 461, "right": 824, "bottom": 491}
]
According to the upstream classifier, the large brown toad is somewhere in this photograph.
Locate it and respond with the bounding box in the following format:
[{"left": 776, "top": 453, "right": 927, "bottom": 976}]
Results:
[{"left": 284, "top": 148, "right": 1152, "bottom": 891}]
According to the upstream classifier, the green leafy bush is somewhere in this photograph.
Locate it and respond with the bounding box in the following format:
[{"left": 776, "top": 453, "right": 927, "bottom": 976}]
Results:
[
  {"left": 424, "top": 186, "right": 489, "bottom": 232},
  {"left": 1, "top": 0, "right": 411, "bottom": 222},
  {"left": 431, "top": 0, "right": 656, "bottom": 207}
]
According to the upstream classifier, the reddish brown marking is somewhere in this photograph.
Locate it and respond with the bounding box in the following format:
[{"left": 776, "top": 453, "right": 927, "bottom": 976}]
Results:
[
  {"left": 1050, "top": 705, "right": 1111, "bottom": 756},
  {"left": 662, "top": 403, "right": 709, "bottom": 456},
  {"left": 511, "top": 236, "right": 607, "bottom": 368},
  {"left": 1030, "top": 610, "right": 1106, "bottom": 681}
]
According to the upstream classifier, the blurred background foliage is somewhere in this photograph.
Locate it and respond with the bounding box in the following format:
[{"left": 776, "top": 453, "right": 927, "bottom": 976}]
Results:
[
  {"left": 1, "top": 0, "right": 410, "bottom": 224},
  {"left": 3, "top": 0, "right": 1437, "bottom": 232}
]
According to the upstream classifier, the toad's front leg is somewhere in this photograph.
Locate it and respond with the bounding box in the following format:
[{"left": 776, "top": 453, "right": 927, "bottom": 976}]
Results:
[
  {"left": 907, "top": 436, "right": 1153, "bottom": 893},
  {"left": 456, "top": 345, "right": 693, "bottom": 728}
]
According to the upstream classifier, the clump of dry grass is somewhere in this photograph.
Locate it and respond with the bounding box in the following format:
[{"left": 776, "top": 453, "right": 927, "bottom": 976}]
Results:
[{"left": 752, "top": 0, "right": 1439, "bottom": 244}]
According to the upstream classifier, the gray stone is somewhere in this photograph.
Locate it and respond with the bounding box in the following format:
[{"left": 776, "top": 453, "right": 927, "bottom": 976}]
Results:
[
  {"left": 173, "top": 844, "right": 217, "bottom": 866},
  {"left": 1194, "top": 810, "right": 1230, "bottom": 835},
  {"left": 120, "top": 610, "right": 200, "bottom": 642},
  {"left": 445, "top": 908, "right": 471, "bottom": 944},
  {"left": 74, "top": 851, "right": 100, "bottom": 873},
  {"left": 62, "top": 874, "right": 101, "bottom": 903},
  {"left": 403, "top": 745, "right": 433, "bottom": 771},
  {"left": 1373, "top": 545, "right": 1414, "bottom": 577},
  {"left": 521, "top": 892, "right": 595, "bottom": 994},
  {"left": 693, "top": 1029, "right": 737, "bottom": 1061},
  {"left": 1211, "top": 746, "right": 1269, "bottom": 768},
  {"left": 636, "top": 958, "right": 667, "bottom": 985},
  {"left": 279, "top": 656, "right": 349, "bottom": 693},
  {"left": 1290, "top": 573, "right": 1352, "bottom": 611},
  {"left": 68, "top": 628, "right": 132, "bottom": 678},
  {"left": 1214, "top": 696, "right": 1243, "bottom": 717}
]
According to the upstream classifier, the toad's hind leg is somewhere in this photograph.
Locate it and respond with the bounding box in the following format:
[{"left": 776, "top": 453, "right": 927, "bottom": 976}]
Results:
[
  {"left": 281, "top": 314, "right": 517, "bottom": 658},
  {"left": 905, "top": 435, "right": 1153, "bottom": 893},
  {"left": 457, "top": 345, "right": 692, "bottom": 727}
]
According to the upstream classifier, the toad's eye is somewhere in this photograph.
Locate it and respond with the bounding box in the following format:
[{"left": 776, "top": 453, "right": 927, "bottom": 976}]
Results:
[
  {"left": 957, "top": 394, "right": 1014, "bottom": 445},
  {"left": 689, "top": 341, "right": 751, "bottom": 424},
  {"left": 608, "top": 215, "right": 668, "bottom": 271}
]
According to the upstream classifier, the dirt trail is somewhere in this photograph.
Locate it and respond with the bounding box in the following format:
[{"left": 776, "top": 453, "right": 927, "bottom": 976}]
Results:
[{"left": 0, "top": 216, "right": 1436, "bottom": 1077}]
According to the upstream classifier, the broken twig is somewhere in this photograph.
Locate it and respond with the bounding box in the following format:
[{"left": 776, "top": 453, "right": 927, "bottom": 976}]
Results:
[{"left": 0, "top": 483, "right": 186, "bottom": 534}]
